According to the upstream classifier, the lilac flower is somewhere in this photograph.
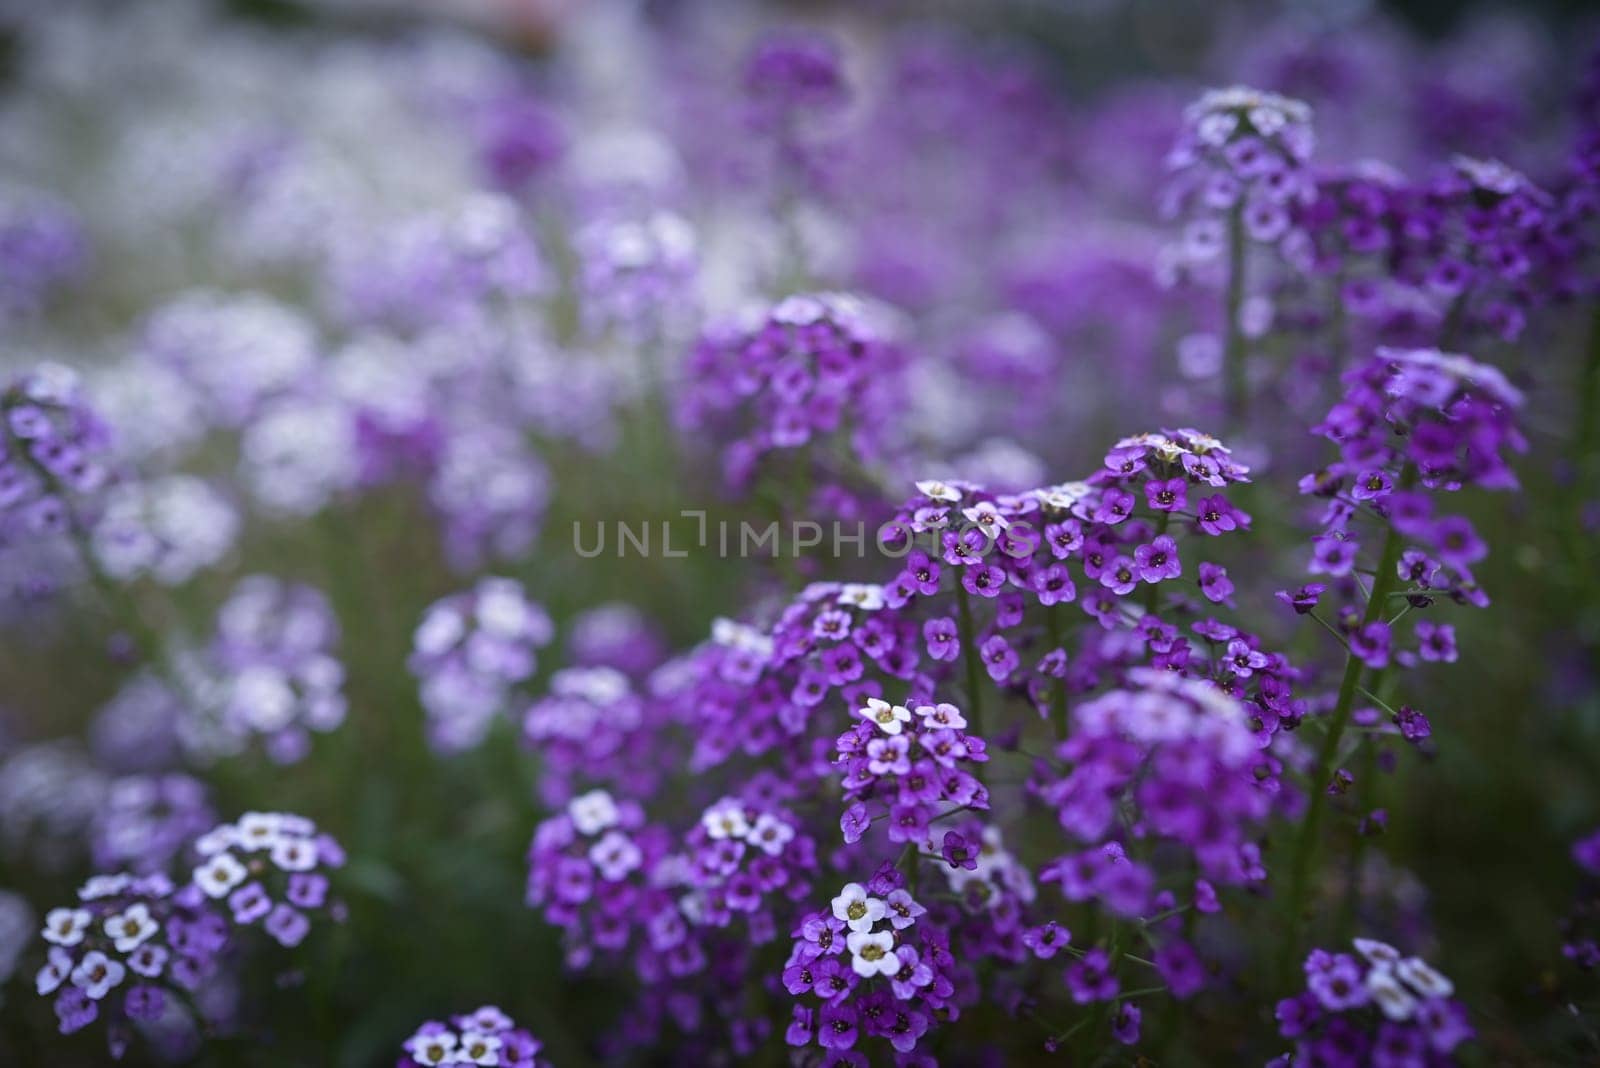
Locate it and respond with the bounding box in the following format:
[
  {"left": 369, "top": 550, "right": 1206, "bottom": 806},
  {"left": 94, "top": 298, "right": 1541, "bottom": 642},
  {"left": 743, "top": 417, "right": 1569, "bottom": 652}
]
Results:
[
  {"left": 205, "top": 576, "right": 346, "bottom": 763},
  {"left": 1276, "top": 941, "right": 1472, "bottom": 1062},
  {"left": 33, "top": 871, "right": 230, "bottom": 1057},
  {"left": 191, "top": 812, "right": 343, "bottom": 947},
  {"left": 410, "top": 577, "right": 553, "bottom": 752},
  {"left": 399, "top": 1006, "right": 546, "bottom": 1068}
]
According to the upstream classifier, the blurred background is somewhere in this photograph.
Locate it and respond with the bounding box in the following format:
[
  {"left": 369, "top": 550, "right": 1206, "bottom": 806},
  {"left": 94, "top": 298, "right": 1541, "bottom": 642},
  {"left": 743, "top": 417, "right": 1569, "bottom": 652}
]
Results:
[{"left": 1, "top": 0, "right": 1598, "bottom": 1064}]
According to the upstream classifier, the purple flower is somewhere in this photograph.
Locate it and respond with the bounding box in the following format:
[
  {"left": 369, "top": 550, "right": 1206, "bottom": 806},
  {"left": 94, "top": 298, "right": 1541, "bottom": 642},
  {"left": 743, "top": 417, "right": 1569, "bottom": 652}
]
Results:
[
  {"left": 1145, "top": 477, "right": 1187, "bottom": 512},
  {"left": 1414, "top": 621, "right": 1457, "bottom": 663},
  {"left": 1349, "top": 622, "right": 1391, "bottom": 668},
  {"left": 1198, "top": 562, "right": 1233, "bottom": 604},
  {"left": 1134, "top": 535, "right": 1181, "bottom": 583},
  {"left": 1394, "top": 706, "right": 1431, "bottom": 744},
  {"left": 1112, "top": 1001, "right": 1142, "bottom": 1045},
  {"left": 980, "top": 634, "right": 1018, "bottom": 682},
  {"left": 1065, "top": 948, "right": 1119, "bottom": 1004},
  {"left": 941, "top": 832, "right": 977, "bottom": 871},
  {"left": 923, "top": 617, "right": 959, "bottom": 662}
]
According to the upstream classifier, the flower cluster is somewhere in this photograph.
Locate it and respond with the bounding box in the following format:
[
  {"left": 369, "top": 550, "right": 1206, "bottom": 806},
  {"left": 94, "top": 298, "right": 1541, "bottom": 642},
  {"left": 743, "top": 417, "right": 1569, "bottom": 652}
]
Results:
[
  {"left": 1304, "top": 347, "right": 1526, "bottom": 621},
  {"left": 1, "top": 364, "right": 112, "bottom": 545},
  {"left": 1273, "top": 939, "right": 1472, "bottom": 1065},
  {"left": 836, "top": 695, "right": 990, "bottom": 848},
  {"left": 35, "top": 871, "right": 228, "bottom": 1053},
  {"left": 677, "top": 293, "right": 908, "bottom": 497},
  {"left": 90, "top": 774, "right": 216, "bottom": 875},
  {"left": 521, "top": 666, "right": 654, "bottom": 807},
  {"left": 398, "top": 1006, "right": 547, "bottom": 1068},
  {"left": 782, "top": 867, "right": 967, "bottom": 1059},
  {"left": 1162, "top": 86, "right": 1316, "bottom": 277},
  {"left": 206, "top": 576, "right": 347, "bottom": 763},
  {"left": 0, "top": 189, "right": 87, "bottom": 320},
  {"left": 191, "top": 812, "right": 345, "bottom": 948},
  {"left": 524, "top": 790, "right": 676, "bottom": 972},
  {"left": 411, "top": 577, "right": 554, "bottom": 752},
  {"left": 1036, "top": 671, "right": 1272, "bottom": 921},
  {"left": 90, "top": 476, "right": 239, "bottom": 586},
  {"left": 676, "top": 793, "right": 818, "bottom": 941}
]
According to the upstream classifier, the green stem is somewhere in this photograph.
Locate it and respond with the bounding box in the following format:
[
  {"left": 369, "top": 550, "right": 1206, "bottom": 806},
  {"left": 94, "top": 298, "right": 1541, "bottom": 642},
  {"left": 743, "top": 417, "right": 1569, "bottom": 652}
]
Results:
[
  {"left": 1143, "top": 511, "right": 1172, "bottom": 615},
  {"left": 955, "top": 582, "right": 985, "bottom": 739},
  {"left": 1223, "top": 202, "right": 1248, "bottom": 431},
  {"left": 1046, "top": 602, "right": 1069, "bottom": 739},
  {"left": 1578, "top": 301, "right": 1600, "bottom": 463},
  {"left": 1281, "top": 463, "right": 1414, "bottom": 980}
]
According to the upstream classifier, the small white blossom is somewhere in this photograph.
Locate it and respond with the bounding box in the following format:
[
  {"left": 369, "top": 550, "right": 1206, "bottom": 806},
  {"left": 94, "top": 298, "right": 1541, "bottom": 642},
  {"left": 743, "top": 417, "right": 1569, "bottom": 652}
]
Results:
[
  {"left": 105, "top": 903, "right": 159, "bottom": 953},
  {"left": 456, "top": 1031, "right": 503, "bottom": 1066},
  {"left": 747, "top": 814, "right": 795, "bottom": 856},
  {"left": 837, "top": 584, "right": 886, "bottom": 611},
  {"left": 846, "top": 930, "right": 902, "bottom": 978},
  {"left": 701, "top": 800, "right": 751, "bottom": 841},
  {"left": 858, "top": 698, "right": 912, "bottom": 736},
  {"left": 42, "top": 908, "right": 91, "bottom": 947},
  {"left": 236, "top": 811, "right": 282, "bottom": 851},
  {"left": 195, "top": 852, "right": 249, "bottom": 898},
  {"left": 71, "top": 950, "right": 127, "bottom": 1000},
  {"left": 270, "top": 836, "right": 318, "bottom": 872},
  {"left": 830, "top": 883, "right": 886, "bottom": 933},
  {"left": 1353, "top": 938, "right": 1402, "bottom": 967},
  {"left": 79, "top": 874, "right": 133, "bottom": 901},
  {"left": 589, "top": 830, "right": 642, "bottom": 881},
  {"left": 568, "top": 790, "right": 621, "bottom": 836},
  {"left": 1395, "top": 957, "right": 1454, "bottom": 999},
  {"left": 1365, "top": 967, "right": 1419, "bottom": 1021},
  {"left": 405, "top": 1032, "right": 457, "bottom": 1066},
  {"left": 915, "top": 479, "right": 962, "bottom": 503}
]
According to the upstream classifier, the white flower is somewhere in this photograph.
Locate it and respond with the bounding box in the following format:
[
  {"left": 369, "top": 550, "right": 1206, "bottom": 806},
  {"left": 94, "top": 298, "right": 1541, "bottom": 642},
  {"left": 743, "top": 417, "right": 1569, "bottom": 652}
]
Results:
[
  {"left": 105, "top": 903, "right": 159, "bottom": 953},
  {"left": 195, "top": 852, "right": 249, "bottom": 898},
  {"left": 1353, "top": 938, "right": 1402, "bottom": 968},
  {"left": 236, "top": 812, "right": 283, "bottom": 851},
  {"left": 79, "top": 874, "right": 133, "bottom": 900},
  {"left": 962, "top": 501, "right": 1010, "bottom": 531},
  {"left": 846, "top": 930, "right": 901, "bottom": 978},
  {"left": 701, "top": 801, "right": 751, "bottom": 841},
  {"left": 588, "top": 830, "right": 642, "bottom": 881},
  {"left": 747, "top": 814, "right": 795, "bottom": 856},
  {"left": 915, "top": 479, "right": 962, "bottom": 503},
  {"left": 1395, "top": 957, "right": 1454, "bottom": 999},
  {"left": 857, "top": 698, "right": 912, "bottom": 735},
  {"left": 405, "top": 1031, "right": 457, "bottom": 1066},
  {"left": 456, "top": 1031, "right": 503, "bottom": 1066},
  {"left": 1365, "top": 967, "right": 1419, "bottom": 1021},
  {"left": 36, "top": 947, "right": 72, "bottom": 995},
  {"left": 830, "top": 883, "right": 886, "bottom": 933},
  {"left": 42, "top": 908, "right": 91, "bottom": 947},
  {"left": 415, "top": 607, "right": 466, "bottom": 657},
  {"left": 568, "top": 790, "right": 621, "bottom": 836},
  {"left": 194, "top": 824, "right": 238, "bottom": 856},
  {"left": 71, "top": 950, "right": 127, "bottom": 1000},
  {"left": 270, "top": 836, "right": 318, "bottom": 872},
  {"left": 837, "top": 584, "right": 885, "bottom": 611}
]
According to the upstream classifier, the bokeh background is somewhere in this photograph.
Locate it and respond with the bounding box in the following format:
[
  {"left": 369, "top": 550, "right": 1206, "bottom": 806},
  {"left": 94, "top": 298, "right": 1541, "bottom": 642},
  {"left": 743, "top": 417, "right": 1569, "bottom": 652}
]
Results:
[{"left": 1, "top": 0, "right": 1598, "bottom": 1065}]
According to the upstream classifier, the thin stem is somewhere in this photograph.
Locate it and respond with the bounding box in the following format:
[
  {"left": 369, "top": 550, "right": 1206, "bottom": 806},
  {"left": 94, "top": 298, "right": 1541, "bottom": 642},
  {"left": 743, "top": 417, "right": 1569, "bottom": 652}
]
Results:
[
  {"left": 1142, "top": 511, "right": 1171, "bottom": 615},
  {"left": 1281, "top": 462, "right": 1415, "bottom": 981},
  {"left": 1046, "top": 602, "right": 1069, "bottom": 739},
  {"left": 1578, "top": 301, "right": 1600, "bottom": 463},
  {"left": 1223, "top": 202, "right": 1248, "bottom": 431},
  {"left": 955, "top": 582, "right": 986, "bottom": 739}
]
